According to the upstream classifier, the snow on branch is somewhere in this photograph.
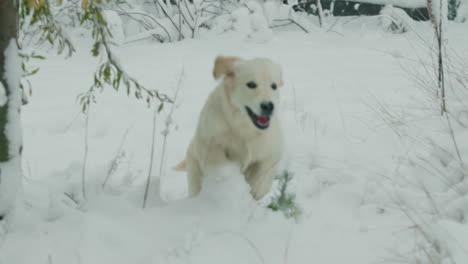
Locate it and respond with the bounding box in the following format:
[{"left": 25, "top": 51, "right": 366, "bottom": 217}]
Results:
[{"left": 77, "top": 4, "right": 173, "bottom": 113}]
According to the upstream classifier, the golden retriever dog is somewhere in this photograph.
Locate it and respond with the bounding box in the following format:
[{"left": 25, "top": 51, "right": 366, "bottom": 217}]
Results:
[{"left": 174, "top": 56, "right": 284, "bottom": 200}]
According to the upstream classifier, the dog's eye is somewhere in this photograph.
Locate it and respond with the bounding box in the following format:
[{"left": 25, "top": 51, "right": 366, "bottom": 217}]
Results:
[
  {"left": 246, "top": 82, "right": 257, "bottom": 89},
  {"left": 271, "top": 83, "right": 277, "bottom": 90}
]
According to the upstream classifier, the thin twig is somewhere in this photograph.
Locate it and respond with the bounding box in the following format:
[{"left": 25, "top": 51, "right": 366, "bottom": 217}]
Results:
[
  {"left": 273, "top": 19, "right": 309, "bottom": 33},
  {"left": 81, "top": 110, "right": 90, "bottom": 200},
  {"left": 325, "top": 16, "right": 341, "bottom": 33},
  {"left": 143, "top": 106, "right": 159, "bottom": 208},
  {"left": 116, "top": 11, "right": 172, "bottom": 42},
  {"left": 183, "top": 0, "right": 194, "bottom": 21},
  {"left": 316, "top": 0, "right": 324, "bottom": 27},
  {"left": 178, "top": 0, "right": 183, "bottom": 41},
  {"left": 283, "top": 223, "right": 294, "bottom": 264},
  {"left": 153, "top": 0, "right": 185, "bottom": 39},
  {"left": 102, "top": 124, "right": 134, "bottom": 189},
  {"left": 270, "top": 22, "right": 293, "bottom": 28},
  {"left": 445, "top": 113, "right": 463, "bottom": 163},
  {"left": 158, "top": 69, "right": 185, "bottom": 195},
  {"left": 178, "top": 4, "right": 195, "bottom": 33},
  {"left": 64, "top": 192, "right": 79, "bottom": 205},
  {"left": 63, "top": 111, "right": 81, "bottom": 133}
]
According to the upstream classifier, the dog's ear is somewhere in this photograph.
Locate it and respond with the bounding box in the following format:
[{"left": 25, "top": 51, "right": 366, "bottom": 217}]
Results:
[{"left": 213, "top": 56, "right": 241, "bottom": 80}]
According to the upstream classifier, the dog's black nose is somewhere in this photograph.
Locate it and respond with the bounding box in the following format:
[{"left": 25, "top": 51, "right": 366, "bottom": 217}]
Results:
[{"left": 260, "top": 101, "right": 274, "bottom": 115}]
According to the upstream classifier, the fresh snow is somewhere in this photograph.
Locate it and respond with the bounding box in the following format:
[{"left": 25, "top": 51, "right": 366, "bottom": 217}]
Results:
[{"left": 1, "top": 16, "right": 468, "bottom": 264}]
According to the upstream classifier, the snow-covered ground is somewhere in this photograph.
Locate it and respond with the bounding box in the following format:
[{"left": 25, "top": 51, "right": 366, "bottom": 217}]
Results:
[{"left": 1, "top": 17, "right": 468, "bottom": 264}]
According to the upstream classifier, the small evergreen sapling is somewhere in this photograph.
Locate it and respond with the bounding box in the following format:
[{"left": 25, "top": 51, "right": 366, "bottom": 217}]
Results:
[{"left": 267, "top": 170, "right": 301, "bottom": 219}]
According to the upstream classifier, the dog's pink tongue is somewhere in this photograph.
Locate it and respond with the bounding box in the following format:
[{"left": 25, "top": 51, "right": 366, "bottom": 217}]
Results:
[{"left": 257, "top": 116, "right": 270, "bottom": 125}]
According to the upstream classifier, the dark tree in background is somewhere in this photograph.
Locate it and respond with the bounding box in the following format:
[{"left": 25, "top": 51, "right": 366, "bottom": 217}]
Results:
[{"left": 293, "top": 0, "right": 435, "bottom": 21}]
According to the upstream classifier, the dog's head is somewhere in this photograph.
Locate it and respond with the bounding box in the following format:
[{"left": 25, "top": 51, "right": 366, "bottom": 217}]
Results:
[{"left": 213, "top": 56, "right": 283, "bottom": 131}]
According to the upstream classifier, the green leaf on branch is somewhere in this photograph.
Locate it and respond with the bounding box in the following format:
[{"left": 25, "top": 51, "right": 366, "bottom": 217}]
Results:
[{"left": 267, "top": 170, "right": 301, "bottom": 219}]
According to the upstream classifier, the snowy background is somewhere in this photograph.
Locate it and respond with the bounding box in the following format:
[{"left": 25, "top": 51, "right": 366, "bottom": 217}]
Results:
[{"left": 1, "top": 1, "right": 468, "bottom": 264}]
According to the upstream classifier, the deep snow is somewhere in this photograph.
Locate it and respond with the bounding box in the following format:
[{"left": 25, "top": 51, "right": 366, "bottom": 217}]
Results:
[{"left": 1, "top": 17, "right": 468, "bottom": 264}]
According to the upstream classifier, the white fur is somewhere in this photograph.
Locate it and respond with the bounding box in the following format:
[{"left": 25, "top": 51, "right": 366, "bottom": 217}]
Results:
[{"left": 176, "top": 56, "right": 284, "bottom": 200}]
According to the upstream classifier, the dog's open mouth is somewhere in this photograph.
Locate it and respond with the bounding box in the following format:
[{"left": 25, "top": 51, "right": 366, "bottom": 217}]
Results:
[{"left": 246, "top": 106, "right": 270, "bottom": 130}]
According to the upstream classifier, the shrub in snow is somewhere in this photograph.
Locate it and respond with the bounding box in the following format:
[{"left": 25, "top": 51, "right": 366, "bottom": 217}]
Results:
[
  {"left": 389, "top": 42, "right": 468, "bottom": 264},
  {"left": 379, "top": 5, "right": 414, "bottom": 33},
  {"left": 31, "top": 0, "right": 311, "bottom": 43},
  {"left": 395, "top": 140, "right": 468, "bottom": 263},
  {"left": 268, "top": 170, "right": 301, "bottom": 219},
  {"left": 183, "top": 164, "right": 301, "bottom": 222}
]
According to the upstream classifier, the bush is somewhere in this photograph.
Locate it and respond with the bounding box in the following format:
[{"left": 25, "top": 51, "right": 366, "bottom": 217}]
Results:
[{"left": 267, "top": 170, "right": 301, "bottom": 219}]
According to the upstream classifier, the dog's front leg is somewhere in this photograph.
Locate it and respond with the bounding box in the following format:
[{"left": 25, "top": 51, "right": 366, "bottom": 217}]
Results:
[
  {"left": 186, "top": 158, "right": 203, "bottom": 197},
  {"left": 188, "top": 141, "right": 230, "bottom": 196},
  {"left": 245, "top": 156, "right": 279, "bottom": 200}
]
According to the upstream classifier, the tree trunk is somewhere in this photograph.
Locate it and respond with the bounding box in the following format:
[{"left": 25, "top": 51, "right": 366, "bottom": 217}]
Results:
[
  {"left": 0, "top": 0, "right": 22, "bottom": 218},
  {"left": 317, "top": 0, "right": 324, "bottom": 27}
]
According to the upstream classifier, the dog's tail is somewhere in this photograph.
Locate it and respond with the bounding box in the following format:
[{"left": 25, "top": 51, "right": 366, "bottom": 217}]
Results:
[{"left": 172, "top": 160, "right": 187, "bottom": 171}]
